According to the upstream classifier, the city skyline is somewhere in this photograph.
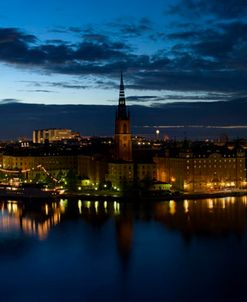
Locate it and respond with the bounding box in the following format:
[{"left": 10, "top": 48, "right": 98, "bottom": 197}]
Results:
[{"left": 1, "top": 0, "right": 247, "bottom": 106}]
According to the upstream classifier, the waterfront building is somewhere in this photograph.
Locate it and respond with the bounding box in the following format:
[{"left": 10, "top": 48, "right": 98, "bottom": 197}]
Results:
[
  {"left": 154, "top": 143, "right": 246, "bottom": 192},
  {"left": 106, "top": 162, "right": 134, "bottom": 188},
  {"left": 77, "top": 154, "right": 108, "bottom": 186},
  {"left": 136, "top": 162, "right": 156, "bottom": 182},
  {"left": 2, "top": 152, "right": 77, "bottom": 180}
]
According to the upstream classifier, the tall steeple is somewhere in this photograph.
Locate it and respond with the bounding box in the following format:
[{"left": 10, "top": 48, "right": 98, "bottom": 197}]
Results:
[
  {"left": 114, "top": 72, "right": 132, "bottom": 161},
  {"left": 119, "top": 71, "right": 125, "bottom": 105},
  {"left": 117, "top": 72, "right": 128, "bottom": 119}
]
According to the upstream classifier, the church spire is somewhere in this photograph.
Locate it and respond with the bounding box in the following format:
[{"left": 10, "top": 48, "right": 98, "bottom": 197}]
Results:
[
  {"left": 119, "top": 71, "right": 125, "bottom": 106},
  {"left": 114, "top": 72, "right": 132, "bottom": 161},
  {"left": 117, "top": 72, "right": 128, "bottom": 119}
]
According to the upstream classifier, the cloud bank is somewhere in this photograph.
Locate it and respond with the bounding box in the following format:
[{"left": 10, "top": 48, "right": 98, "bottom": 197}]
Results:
[{"left": 0, "top": 1, "right": 247, "bottom": 103}]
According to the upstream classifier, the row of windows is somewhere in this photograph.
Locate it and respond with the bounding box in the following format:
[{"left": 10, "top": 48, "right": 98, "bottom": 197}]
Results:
[
  {"left": 184, "top": 154, "right": 242, "bottom": 158},
  {"left": 188, "top": 165, "right": 238, "bottom": 169},
  {"left": 187, "top": 159, "right": 239, "bottom": 163},
  {"left": 186, "top": 170, "right": 243, "bottom": 174}
]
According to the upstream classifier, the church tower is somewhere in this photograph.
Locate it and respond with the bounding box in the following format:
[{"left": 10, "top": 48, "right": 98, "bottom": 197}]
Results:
[{"left": 114, "top": 72, "right": 132, "bottom": 161}]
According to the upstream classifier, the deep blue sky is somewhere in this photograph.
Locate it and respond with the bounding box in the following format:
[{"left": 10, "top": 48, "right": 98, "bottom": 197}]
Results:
[{"left": 0, "top": 0, "right": 247, "bottom": 105}]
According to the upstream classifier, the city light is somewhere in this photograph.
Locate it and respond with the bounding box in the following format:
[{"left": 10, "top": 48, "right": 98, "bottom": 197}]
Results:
[
  {"left": 169, "top": 200, "right": 176, "bottom": 215},
  {"left": 78, "top": 200, "right": 82, "bottom": 214}
]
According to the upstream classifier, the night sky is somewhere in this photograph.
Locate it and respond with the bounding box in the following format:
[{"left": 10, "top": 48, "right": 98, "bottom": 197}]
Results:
[{"left": 1, "top": 0, "right": 247, "bottom": 106}]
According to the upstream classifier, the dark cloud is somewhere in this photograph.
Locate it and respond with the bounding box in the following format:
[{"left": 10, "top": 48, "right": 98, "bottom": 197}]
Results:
[
  {"left": 19, "top": 80, "right": 88, "bottom": 90},
  {"left": 23, "top": 89, "right": 54, "bottom": 93},
  {"left": 95, "top": 79, "right": 118, "bottom": 89},
  {"left": 39, "top": 44, "right": 73, "bottom": 63},
  {"left": 46, "top": 39, "right": 70, "bottom": 44},
  {"left": 48, "top": 27, "right": 68, "bottom": 34},
  {"left": 155, "top": 93, "right": 230, "bottom": 102},
  {"left": 0, "top": 28, "right": 42, "bottom": 65},
  {"left": 167, "top": 30, "right": 202, "bottom": 40},
  {"left": 121, "top": 92, "right": 234, "bottom": 105},
  {"left": 128, "top": 69, "right": 247, "bottom": 94},
  {"left": 1, "top": 15, "right": 247, "bottom": 99},
  {"left": 0, "top": 27, "right": 36, "bottom": 43},
  {"left": 148, "top": 32, "right": 166, "bottom": 41},
  {"left": 170, "top": 0, "right": 247, "bottom": 19},
  {"left": 50, "top": 82, "right": 88, "bottom": 89},
  {"left": 0, "top": 98, "right": 20, "bottom": 104},
  {"left": 82, "top": 33, "right": 109, "bottom": 43},
  {"left": 107, "top": 17, "right": 153, "bottom": 37},
  {"left": 126, "top": 96, "right": 158, "bottom": 102},
  {"left": 68, "top": 26, "right": 83, "bottom": 33},
  {"left": 1, "top": 100, "right": 247, "bottom": 139},
  {"left": 50, "top": 26, "right": 86, "bottom": 35},
  {"left": 19, "top": 80, "right": 42, "bottom": 87},
  {"left": 166, "top": 21, "right": 247, "bottom": 76},
  {"left": 193, "top": 22, "right": 247, "bottom": 59},
  {"left": 74, "top": 41, "right": 129, "bottom": 61},
  {"left": 0, "top": 27, "right": 131, "bottom": 68}
]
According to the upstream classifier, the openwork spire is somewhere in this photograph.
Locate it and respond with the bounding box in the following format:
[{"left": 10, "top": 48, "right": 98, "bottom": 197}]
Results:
[
  {"left": 119, "top": 71, "right": 125, "bottom": 106},
  {"left": 117, "top": 72, "right": 128, "bottom": 119}
]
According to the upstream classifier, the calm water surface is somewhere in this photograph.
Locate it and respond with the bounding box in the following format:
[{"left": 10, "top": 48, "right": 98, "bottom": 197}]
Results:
[{"left": 1, "top": 197, "right": 247, "bottom": 302}]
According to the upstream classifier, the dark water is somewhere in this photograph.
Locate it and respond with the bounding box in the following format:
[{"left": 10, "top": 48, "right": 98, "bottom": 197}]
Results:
[{"left": 1, "top": 197, "right": 247, "bottom": 302}]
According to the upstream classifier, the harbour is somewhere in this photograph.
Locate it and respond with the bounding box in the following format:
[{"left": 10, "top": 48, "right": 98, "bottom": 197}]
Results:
[{"left": 1, "top": 196, "right": 247, "bottom": 301}]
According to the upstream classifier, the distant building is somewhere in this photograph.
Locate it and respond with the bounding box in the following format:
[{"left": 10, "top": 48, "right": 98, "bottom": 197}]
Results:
[{"left": 33, "top": 128, "right": 79, "bottom": 143}]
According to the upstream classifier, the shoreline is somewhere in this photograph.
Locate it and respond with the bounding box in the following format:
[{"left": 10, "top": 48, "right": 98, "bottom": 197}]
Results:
[
  {"left": 57, "top": 189, "right": 247, "bottom": 202},
  {"left": 1, "top": 189, "right": 247, "bottom": 202}
]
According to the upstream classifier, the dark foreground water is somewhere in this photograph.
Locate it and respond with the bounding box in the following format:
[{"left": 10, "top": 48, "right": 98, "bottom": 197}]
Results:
[{"left": 1, "top": 197, "right": 247, "bottom": 302}]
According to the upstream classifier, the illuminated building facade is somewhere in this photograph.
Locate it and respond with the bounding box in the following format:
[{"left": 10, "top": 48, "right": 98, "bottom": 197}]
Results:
[
  {"left": 2, "top": 154, "right": 77, "bottom": 180},
  {"left": 106, "top": 162, "right": 134, "bottom": 188},
  {"left": 154, "top": 145, "right": 246, "bottom": 192},
  {"left": 33, "top": 128, "right": 79, "bottom": 143},
  {"left": 136, "top": 163, "right": 156, "bottom": 182},
  {"left": 77, "top": 154, "right": 108, "bottom": 185}
]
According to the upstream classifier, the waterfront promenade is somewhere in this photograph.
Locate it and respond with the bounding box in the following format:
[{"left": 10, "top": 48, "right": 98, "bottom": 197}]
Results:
[{"left": 1, "top": 185, "right": 247, "bottom": 202}]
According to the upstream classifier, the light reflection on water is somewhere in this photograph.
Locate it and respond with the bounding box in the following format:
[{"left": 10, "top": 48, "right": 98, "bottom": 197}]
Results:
[
  {"left": 1, "top": 197, "right": 247, "bottom": 240},
  {"left": 1, "top": 197, "right": 247, "bottom": 302},
  {"left": 1, "top": 196, "right": 247, "bottom": 241}
]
